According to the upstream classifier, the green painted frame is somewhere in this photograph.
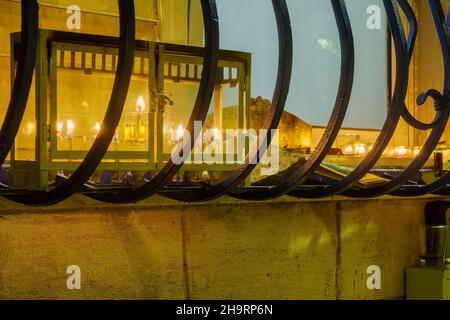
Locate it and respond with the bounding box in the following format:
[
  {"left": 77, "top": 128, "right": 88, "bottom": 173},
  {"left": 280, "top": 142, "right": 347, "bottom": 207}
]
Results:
[
  {"left": 9, "top": 29, "right": 252, "bottom": 188},
  {"left": 49, "top": 41, "right": 156, "bottom": 166}
]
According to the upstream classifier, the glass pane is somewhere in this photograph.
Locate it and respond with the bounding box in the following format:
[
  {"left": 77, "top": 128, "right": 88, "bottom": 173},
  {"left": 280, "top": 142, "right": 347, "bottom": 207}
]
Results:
[
  {"left": 54, "top": 48, "right": 151, "bottom": 156},
  {"left": 217, "top": 0, "right": 389, "bottom": 184},
  {"left": 15, "top": 75, "right": 37, "bottom": 162}
]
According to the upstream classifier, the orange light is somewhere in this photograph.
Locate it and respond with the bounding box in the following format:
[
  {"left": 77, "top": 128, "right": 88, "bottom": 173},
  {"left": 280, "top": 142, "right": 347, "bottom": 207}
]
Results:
[
  {"left": 396, "top": 146, "right": 408, "bottom": 157},
  {"left": 136, "top": 96, "right": 146, "bottom": 113},
  {"left": 57, "top": 121, "right": 63, "bottom": 137},
  {"left": 344, "top": 145, "right": 354, "bottom": 155},
  {"left": 356, "top": 144, "right": 367, "bottom": 156},
  {"left": 176, "top": 124, "right": 184, "bottom": 142},
  {"left": 67, "top": 120, "right": 75, "bottom": 138}
]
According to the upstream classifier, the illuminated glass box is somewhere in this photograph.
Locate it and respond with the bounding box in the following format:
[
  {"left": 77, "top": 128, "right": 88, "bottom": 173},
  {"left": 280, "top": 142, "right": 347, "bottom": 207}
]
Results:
[{"left": 9, "top": 30, "right": 251, "bottom": 188}]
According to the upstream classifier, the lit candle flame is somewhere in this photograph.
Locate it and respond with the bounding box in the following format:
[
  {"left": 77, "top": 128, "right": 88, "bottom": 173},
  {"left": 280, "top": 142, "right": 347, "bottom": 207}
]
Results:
[
  {"left": 93, "top": 122, "right": 101, "bottom": 138},
  {"left": 176, "top": 124, "right": 184, "bottom": 142},
  {"left": 136, "top": 96, "right": 146, "bottom": 113},
  {"left": 113, "top": 129, "right": 119, "bottom": 143},
  {"left": 344, "top": 145, "right": 354, "bottom": 155},
  {"left": 57, "top": 121, "right": 63, "bottom": 137},
  {"left": 397, "top": 146, "right": 408, "bottom": 157},
  {"left": 356, "top": 144, "right": 367, "bottom": 156},
  {"left": 67, "top": 120, "right": 74, "bottom": 139}
]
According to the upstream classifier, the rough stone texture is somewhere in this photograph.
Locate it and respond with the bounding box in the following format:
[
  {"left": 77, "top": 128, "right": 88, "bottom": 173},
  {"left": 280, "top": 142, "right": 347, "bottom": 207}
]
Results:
[
  {"left": 0, "top": 194, "right": 434, "bottom": 300},
  {"left": 0, "top": 206, "right": 185, "bottom": 300},
  {"left": 186, "top": 201, "right": 337, "bottom": 300},
  {"left": 338, "top": 200, "right": 425, "bottom": 300}
]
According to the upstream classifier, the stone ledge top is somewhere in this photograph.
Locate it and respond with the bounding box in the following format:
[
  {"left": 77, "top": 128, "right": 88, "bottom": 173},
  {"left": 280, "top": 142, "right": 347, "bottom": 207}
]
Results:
[{"left": 0, "top": 193, "right": 443, "bottom": 216}]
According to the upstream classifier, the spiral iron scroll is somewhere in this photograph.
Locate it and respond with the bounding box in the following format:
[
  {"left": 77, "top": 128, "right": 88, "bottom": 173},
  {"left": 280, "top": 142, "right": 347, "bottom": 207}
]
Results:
[{"left": 1, "top": 0, "right": 450, "bottom": 205}]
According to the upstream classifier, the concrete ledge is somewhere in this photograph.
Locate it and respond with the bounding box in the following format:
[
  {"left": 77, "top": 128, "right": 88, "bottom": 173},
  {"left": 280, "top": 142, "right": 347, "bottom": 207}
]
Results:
[{"left": 0, "top": 194, "right": 438, "bottom": 299}]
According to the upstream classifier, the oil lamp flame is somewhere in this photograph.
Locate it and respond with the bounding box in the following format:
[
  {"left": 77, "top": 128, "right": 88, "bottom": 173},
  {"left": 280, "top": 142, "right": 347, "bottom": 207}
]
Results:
[
  {"left": 67, "top": 120, "right": 75, "bottom": 139},
  {"left": 344, "top": 145, "right": 354, "bottom": 155},
  {"left": 176, "top": 124, "right": 184, "bottom": 142},
  {"left": 136, "top": 96, "right": 146, "bottom": 113},
  {"left": 57, "top": 121, "right": 63, "bottom": 136},
  {"left": 356, "top": 144, "right": 367, "bottom": 156},
  {"left": 93, "top": 122, "right": 101, "bottom": 138},
  {"left": 397, "top": 146, "right": 408, "bottom": 157}
]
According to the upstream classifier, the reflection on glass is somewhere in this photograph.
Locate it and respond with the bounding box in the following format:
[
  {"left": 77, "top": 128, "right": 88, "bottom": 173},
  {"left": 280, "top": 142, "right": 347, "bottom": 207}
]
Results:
[{"left": 55, "top": 48, "right": 151, "bottom": 156}]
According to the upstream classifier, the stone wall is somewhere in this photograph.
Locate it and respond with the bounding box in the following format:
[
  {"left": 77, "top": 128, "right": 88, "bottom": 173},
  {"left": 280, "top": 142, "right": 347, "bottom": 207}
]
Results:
[{"left": 0, "top": 195, "right": 430, "bottom": 300}]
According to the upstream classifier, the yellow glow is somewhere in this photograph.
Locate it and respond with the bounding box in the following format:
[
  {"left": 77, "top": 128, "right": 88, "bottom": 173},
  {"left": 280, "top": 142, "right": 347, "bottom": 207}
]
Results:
[
  {"left": 176, "top": 124, "right": 184, "bottom": 141},
  {"left": 344, "top": 145, "right": 354, "bottom": 155},
  {"left": 93, "top": 122, "right": 101, "bottom": 138},
  {"left": 397, "top": 146, "right": 408, "bottom": 157},
  {"left": 413, "top": 148, "right": 421, "bottom": 156},
  {"left": 67, "top": 120, "right": 75, "bottom": 137},
  {"left": 136, "top": 96, "right": 146, "bottom": 113},
  {"left": 356, "top": 144, "right": 367, "bottom": 156},
  {"left": 57, "top": 121, "right": 63, "bottom": 134},
  {"left": 390, "top": 148, "right": 396, "bottom": 156},
  {"left": 23, "top": 121, "right": 35, "bottom": 136}
]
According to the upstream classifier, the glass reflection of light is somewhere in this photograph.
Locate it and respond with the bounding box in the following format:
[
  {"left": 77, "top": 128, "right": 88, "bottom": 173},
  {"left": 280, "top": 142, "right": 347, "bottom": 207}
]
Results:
[
  {"left": 57, "top": 121, "right": 63, "bottom": 138},
  {"left": 136, "top": 96, "right": 146, "bottom": 113},
  {"left": 93, "top": 122, "right": 101, "bottom": 138},
  {"left": 67, "top": 120, "right": 75, "bottom": 139},
  {"left": 176, "top": 124, "right": 184, "bottom": 142},
  {"left": 397, "top": 146, "right": 408, "bottom": 157},
  {"left": 356, "top": 144, "right": 367, "bottom": 156}
]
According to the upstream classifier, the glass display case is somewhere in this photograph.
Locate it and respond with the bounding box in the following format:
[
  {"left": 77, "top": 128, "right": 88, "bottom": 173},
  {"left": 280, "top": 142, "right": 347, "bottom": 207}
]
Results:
[{"left": 9, "top": 30, "right": 251, "bottom": 188}]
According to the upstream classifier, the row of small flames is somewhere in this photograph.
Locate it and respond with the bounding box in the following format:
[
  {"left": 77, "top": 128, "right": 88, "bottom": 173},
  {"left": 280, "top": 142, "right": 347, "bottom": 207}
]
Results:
[{"left": 342, "top": 144, "right": 421, "bottom": 158}]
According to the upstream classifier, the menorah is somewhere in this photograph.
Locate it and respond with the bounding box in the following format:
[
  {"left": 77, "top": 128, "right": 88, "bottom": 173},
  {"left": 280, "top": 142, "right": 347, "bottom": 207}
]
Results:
[{"left": 0, "top": 0, "right": 449, "bottom": 206}]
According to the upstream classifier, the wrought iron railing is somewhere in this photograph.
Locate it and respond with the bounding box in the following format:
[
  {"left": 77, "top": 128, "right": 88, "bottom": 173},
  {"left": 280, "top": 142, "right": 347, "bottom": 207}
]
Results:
[{"left": 1, "top": 0, "right": 450, "bottom": 205}]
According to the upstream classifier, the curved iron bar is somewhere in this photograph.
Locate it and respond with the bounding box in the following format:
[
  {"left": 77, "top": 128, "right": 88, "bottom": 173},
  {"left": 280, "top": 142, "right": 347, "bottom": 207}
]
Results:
[
  {"left": 342, "top": 0, "right": 450, "bottom": 198},
  {"left": 161, "top": 0, "right": 293, "bottom": 203},
  {"left": 87, "top": 0, "right": 220, "bottom": 204},
  {"left": 229, "top": 0, "right": 355, "bottom": 201},
  {"left": 0, "top": 0, "right": 448, "bottom": 203},
  {"left": 389, "top": 0, "right": 450, "bottom": 198},
  {"left": 0, "top": 1, "right": 38, "bottom": 167},
  {"left": 289, "top": 0, "right": 409, "bottom": 199},
  {"left": 398, "top": 0, "right": 443, "bottom": 130},
  {"left": 5, "top": 0, "right": 136, "bottom": 206}
]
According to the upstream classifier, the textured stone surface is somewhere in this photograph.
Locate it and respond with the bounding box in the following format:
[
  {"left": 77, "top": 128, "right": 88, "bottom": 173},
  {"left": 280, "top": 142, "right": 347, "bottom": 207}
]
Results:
[
  {"left": 0, "top": 206, "right": 185, "bottom": 300},
  {"left": 185, "top": 201, "right": 337, "bottom": 300},
  {"left": 338, "top": 200, "right": 426, "bottom": 300},
  {"left": 0, "top": 194, "right": 434, "bottom": 300}
]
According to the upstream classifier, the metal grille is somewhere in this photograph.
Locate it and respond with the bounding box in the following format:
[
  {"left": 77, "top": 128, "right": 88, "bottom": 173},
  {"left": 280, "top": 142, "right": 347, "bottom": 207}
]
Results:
[{"left": 1, "top": 0, "right": 450, "bottom": 206}]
